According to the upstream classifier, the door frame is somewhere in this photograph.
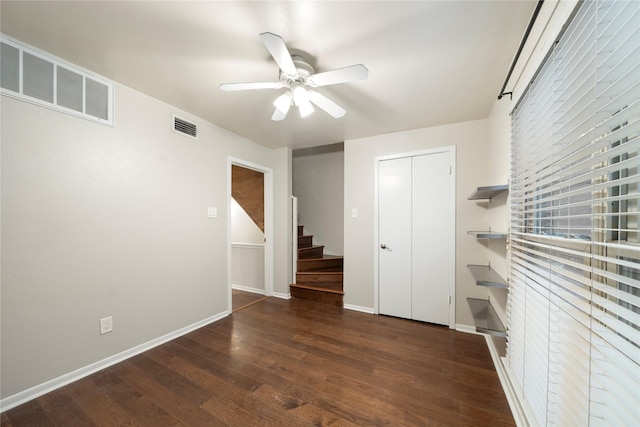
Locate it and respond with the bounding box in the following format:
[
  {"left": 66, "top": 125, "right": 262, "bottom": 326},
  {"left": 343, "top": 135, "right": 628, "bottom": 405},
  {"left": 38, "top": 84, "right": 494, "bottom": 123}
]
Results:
[
  {"left": 373, "top": 146, "right": 456, "bottom": 328},
  {"left": 227, "top": 157, "right": 274, "bottom": 313}
]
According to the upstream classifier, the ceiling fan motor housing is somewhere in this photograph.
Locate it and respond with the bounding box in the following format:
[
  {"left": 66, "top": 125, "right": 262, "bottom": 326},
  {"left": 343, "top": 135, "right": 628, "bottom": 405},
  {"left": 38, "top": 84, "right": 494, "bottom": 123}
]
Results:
[{"left": 279, "top": 55, "right": 314, "bottom": 88}]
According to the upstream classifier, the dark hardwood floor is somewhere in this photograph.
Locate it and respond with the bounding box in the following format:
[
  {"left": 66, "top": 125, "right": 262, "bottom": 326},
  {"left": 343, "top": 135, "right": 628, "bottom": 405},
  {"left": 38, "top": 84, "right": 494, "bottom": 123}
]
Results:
[
  {"left": 1, "top": 298, "right": 514, "bottom": 426},
  {"left": 232, "top": 289, "right": 267, "bottom": 312}
]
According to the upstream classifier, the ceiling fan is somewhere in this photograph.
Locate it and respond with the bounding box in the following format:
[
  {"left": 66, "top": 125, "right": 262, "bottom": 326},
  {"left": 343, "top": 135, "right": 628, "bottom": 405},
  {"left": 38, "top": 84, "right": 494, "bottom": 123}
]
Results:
[{"left": 220, "top": 32, "right": 368, "bottom": 121}]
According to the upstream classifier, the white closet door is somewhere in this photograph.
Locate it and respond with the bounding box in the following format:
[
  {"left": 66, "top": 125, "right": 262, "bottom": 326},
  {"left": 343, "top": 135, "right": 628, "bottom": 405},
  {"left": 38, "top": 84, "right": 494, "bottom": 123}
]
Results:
[
  {"left": 378, "top": 157, "right": 412, "bottom": 319},
  {"left": 378, "top": 151, "right": 453, "bottom": 326},
  {"left": 411, "top": 152, "right": 451, "bottom": 325}
]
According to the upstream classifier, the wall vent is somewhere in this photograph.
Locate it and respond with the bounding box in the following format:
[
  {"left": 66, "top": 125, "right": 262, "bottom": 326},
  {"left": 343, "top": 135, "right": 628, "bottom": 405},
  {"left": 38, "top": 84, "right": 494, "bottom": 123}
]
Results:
[
  {"left": 173, "top": 115, "right": 198, "bottom": 139},
  {"left": 1, "top": 34, "right": 113, "bottom": 126}
]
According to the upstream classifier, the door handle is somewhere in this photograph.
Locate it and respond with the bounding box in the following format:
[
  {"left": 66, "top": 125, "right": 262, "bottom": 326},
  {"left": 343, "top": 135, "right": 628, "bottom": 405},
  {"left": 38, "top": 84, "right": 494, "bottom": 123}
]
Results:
[{"left": 380, "top": 244, "right": 391, "bottom": 251}]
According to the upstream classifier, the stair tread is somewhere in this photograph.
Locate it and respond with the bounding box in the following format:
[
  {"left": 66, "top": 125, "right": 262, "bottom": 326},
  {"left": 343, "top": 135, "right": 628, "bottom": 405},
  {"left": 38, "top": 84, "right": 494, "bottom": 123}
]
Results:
[
  {"left": 298, "top": 245, "right": 324, "bottom": 251},
  {"left": 298, "top": 254, "right": 343, "bottom": 260},
  {"left": 290, "top": 283, "right": 344, "bottom": 295},
  {"left": 297, "top": 271, "right": 343, "bottom": 276}
]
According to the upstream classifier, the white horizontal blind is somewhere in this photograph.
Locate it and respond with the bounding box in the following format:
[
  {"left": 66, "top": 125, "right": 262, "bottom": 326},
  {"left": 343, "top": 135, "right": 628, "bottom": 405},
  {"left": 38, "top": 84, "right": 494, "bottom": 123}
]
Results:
[{"left": 509, "top": 1, "right": 640, "bottom": 426}]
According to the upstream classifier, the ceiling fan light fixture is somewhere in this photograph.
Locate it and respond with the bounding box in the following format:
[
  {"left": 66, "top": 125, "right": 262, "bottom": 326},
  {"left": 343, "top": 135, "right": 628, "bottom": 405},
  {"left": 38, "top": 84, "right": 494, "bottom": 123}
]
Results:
[
  {"left": 273, "top": 92, "right": 292, "bottom": 113},
  {"left": 298, "top": 99, "right": 315, "bottom": 118},
  {"left": 291, "top": 84, "right": 309, "bottom": 106},
  {"left": 223, "top": 32, "right": 368, "bottom": 121}
]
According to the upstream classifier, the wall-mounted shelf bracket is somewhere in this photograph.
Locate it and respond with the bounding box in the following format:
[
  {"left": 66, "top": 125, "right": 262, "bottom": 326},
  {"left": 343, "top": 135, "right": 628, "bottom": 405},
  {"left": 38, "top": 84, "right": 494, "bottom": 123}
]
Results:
[
  {"left": 467, "top": 231, "right": 508, "bottom": 239},
  {"left": 467, "top": 264, "right": 508, "bottom": 289},
  {"left": 467, "top": 298, "right": 506, "bottom": 337},
  {"left": 468, "top": 184, "right": 508, "bottom": 201}
]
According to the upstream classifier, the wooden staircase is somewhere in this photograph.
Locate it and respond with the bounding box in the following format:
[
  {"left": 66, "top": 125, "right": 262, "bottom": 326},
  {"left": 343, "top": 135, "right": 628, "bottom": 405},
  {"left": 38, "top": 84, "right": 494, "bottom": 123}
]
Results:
[{"left": 290, "top": 225, "right": 344, "bottom": 307}]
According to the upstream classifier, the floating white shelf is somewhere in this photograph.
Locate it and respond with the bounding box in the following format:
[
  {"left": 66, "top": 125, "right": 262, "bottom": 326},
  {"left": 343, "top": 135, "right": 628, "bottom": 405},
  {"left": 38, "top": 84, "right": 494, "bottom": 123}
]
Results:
[
  {"left": 467, "top": 298, "right": 506, "bottom": 337},
  {"left": 467, "top": 264, "right": 508, "bottom": 289},
  {"left": 467, "top": 184, "right": 508, "bottom": 201}
]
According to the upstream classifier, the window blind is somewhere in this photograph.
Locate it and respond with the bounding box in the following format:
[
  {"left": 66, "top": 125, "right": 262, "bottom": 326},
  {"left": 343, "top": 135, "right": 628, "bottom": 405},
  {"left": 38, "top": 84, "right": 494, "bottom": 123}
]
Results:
[{"left": 509, "top": 1, "right": 639, "bottom": 426}]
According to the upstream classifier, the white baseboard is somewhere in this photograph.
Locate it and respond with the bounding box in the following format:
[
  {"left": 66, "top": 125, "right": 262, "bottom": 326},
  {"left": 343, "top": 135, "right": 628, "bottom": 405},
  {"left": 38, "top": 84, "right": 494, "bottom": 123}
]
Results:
[
  {"left": 455, "top": 325, "right": 529, "bottom": 426},
  {"left": 0, "top": 311, "right": 229, "bottom": 413},
  {"left": 344, "top": 304, "right": 375, "bottom": 314},
  {"left": 484, "top": 336, "right": 529, "bottom": 427},
  {"left": 232, "top": 284, "right": 265, "bottom": 295},
  {"left": 455, "top": 323, "right": 481, "bottom": 334},
  {"left": 272, "top": 291, "right": 291, "bottom": 299}
]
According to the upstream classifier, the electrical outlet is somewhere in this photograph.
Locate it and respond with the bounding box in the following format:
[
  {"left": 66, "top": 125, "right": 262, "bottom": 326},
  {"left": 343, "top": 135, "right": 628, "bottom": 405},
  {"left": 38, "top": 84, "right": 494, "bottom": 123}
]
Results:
[{"left": 99, "top": 316, "right": 113, "bottom": 335}]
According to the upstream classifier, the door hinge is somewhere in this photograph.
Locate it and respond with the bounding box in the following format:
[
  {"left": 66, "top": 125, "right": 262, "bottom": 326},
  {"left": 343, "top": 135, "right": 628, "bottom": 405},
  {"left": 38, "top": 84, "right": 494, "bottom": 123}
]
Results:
[
  {"left": 449, "top": 166, "right": 452, "bottom": 175},
  {"left": 449, "top": 295, "right": 452, "bottom": 304}
]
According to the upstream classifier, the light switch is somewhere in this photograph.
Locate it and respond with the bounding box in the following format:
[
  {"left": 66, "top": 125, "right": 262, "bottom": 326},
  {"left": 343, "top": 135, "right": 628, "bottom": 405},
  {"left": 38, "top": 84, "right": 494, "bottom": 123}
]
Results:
[
  {"left": 352, "top": 208, "right": 358, "bottom": 218},
  {"left": 207, "top": 207, "right": 217, "bottom": 218}
]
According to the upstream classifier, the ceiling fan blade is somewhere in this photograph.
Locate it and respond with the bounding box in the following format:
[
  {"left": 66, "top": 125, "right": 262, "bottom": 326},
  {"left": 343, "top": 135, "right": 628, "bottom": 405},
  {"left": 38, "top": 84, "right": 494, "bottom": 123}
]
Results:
[
  {"left": 308, "top": 64, "right": 369, "bottom": 87},
  {"left": 259, "top": 32, "right": 297, "bottom": 76},
  {"left": 220, "top": 82, "right": 283, "bottom": 91},
  {"left": 308, "top": 91, "right": 346, "bottom": 118}
]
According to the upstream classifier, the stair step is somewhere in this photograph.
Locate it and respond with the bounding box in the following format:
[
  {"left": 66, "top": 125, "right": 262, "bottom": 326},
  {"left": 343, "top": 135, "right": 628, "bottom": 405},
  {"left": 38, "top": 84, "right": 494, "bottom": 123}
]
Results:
[
  {"left": 297, "top": 225, "right": 304, "bottom": 235},
  {"left": 298, "top": 245, "right": 324, "bottom": 259},
  {"left": 290, "top": 284, "right": 344, "bottom": 307},
  {"left": 297, "top": 256, "right": 343, "bottom": 272},
  {"left": 296, "top": 272, "right": 343, "bottom": 289},
  {"left": 298, "top": 235, "right": 313, "bottom": 248},
  {"left": 296, "top": 271, "right": 343, "bottom": 287}
]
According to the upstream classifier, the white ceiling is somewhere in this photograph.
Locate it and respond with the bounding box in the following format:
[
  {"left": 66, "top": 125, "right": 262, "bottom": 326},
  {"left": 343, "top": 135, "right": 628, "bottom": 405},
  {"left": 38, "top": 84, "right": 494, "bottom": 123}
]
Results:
[{"left": 1, "top": 1, "right": 536, "bottom": 150}]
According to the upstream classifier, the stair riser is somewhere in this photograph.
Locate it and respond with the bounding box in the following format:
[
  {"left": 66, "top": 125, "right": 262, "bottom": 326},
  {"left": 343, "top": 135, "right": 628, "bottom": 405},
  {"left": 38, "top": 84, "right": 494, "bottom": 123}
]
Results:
[
  {"left": 290, "top": 287, "right": 343, "bottom": 307},
  {"left": 298, "top": 259, "right": 343, "bottom": 272},
  {"left": 298, "top": 246, "right": 324, "bottom": 259},
  {"left": 297, "top": 225, "right": 304, "bottom": 235},
  {"left": 294, "top": 283, "right": 343, "bottom": 291},
  {"left": 296, "top": 273, "right": 343, "bottom": 287},
  {"left": 298, "top": 235, "right": 313, "bottom": 248}
]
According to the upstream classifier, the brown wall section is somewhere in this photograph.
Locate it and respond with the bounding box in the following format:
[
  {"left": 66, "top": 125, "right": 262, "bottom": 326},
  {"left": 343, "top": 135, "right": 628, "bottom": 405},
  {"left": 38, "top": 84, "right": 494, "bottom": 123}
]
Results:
[{"left": 232, "top": 165, "right": 264, "bottom": 232}]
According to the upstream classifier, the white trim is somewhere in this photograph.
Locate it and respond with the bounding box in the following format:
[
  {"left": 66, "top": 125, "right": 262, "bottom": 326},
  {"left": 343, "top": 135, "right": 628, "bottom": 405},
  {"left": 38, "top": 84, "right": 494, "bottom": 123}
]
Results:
[
  {"left": 232, "top": 284, "right": 265, "bottom": 295},
  {"left": 344, "top": 304, "right": 375, "bottom": 314},
  {"left": 0, "top": 311, "right": 229, "bottom": 413},
  {"left": 373, "top": 146, "right": 457, "bottom": 327},
  {"left": 272, "top": 291, "right": 291, "bottom": 300},
  {"left": 484, "top": 337, "right": 529, "bottom": 427},
  {"left": 231, "top": 242, "right": 265, "bottom": 249},
  {"left": 509, "top": 1, "right": 581, "bottom": 109},
  {"left": 455, "top": 324, "right": 480, "bottom": 335},
  {"left": 454, "top": 329, "right": 530, "bottom": 426},
  {"left": 227, "top": 157, "right": 274, "bottom": 314},
  {"left": 292, "top": 196, "right": 298, "bottom": 281}
]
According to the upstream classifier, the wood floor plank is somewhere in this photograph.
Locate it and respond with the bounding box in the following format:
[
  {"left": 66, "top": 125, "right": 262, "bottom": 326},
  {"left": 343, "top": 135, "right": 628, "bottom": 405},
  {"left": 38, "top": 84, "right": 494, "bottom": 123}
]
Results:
[
  {"left": 38, "top": 392, "right": 98, "bottom": 427},
  {"left": 116, "top": 358, "right": 225, "bottom": 426},
  {"left": 2, "top": 297, "right": 514, "bottom": 426},
  {"left": 2, "top": 399, "right": 55, "bottom": 426},
  {"left": 64, "top": 372, "right": 140, "bottom": 426}
]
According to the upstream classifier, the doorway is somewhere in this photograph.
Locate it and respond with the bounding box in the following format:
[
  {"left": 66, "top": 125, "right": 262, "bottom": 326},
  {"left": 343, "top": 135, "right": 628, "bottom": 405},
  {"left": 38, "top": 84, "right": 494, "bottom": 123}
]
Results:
[
  {"left": 228, "top": 158, "right": 274, "bottom": 313},
  {"left": 376, "top": 147, "right": 455, "bottom": 326}
]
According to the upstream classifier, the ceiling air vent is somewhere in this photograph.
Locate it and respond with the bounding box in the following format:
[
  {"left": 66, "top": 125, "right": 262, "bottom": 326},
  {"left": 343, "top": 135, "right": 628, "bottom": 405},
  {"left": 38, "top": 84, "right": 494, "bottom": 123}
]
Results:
[{"left": 173, "top": 115, "right": 198, "bottom": 139}]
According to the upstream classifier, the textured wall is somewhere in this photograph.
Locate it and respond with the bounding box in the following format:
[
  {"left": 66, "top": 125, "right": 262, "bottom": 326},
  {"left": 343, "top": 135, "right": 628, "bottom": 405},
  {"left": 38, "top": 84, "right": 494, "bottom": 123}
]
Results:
[{"left": 1, "top": 83, "right": 291, "bottom": 401}]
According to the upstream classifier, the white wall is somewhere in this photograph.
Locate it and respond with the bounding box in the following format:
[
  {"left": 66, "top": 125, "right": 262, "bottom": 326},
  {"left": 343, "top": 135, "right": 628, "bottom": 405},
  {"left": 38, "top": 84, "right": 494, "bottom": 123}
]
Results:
[
  {"left": 230, "top": 198, "right": 265, "bottom": 293},
  {"left": 0, "top": 82, "right": 291, "bottom": 403},
  {"left": 231, "top": 198, "right": 263, "bottom": 244},
  {"left": 292, "top": 143, "right": 344, "bottom": 255},
  {"left": 484, "top": 99, "right": 511, "bottom": 324},
  {"left": 344, "top": 119, "right": 496, "bottom": 326}
]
